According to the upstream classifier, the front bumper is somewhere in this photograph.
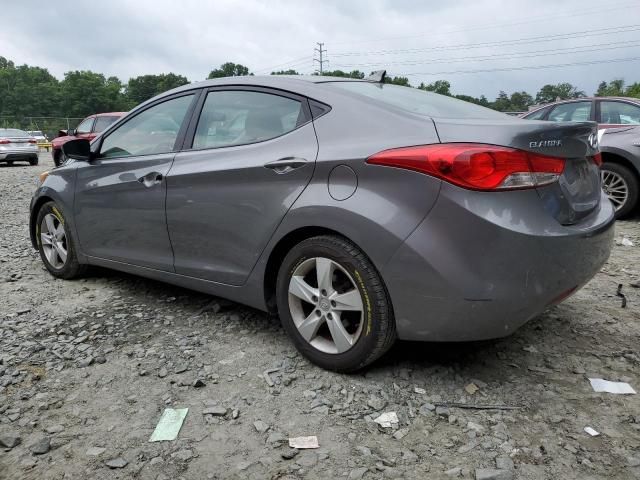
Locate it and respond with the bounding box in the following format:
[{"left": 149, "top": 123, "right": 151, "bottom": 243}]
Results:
[{"left": 383, "top": 185, "right": 615, "bottom": 341}]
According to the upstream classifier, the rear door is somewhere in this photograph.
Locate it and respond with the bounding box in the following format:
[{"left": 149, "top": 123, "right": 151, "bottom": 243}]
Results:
[
  {"left": 74, "top": 92, "right": 198, "bottom": 270},
  {"left": 167, "top": 87, "right": 318, "bottom": 285},
  {"left": 596, "top": 99, "right": 640, "bottom": 128}
]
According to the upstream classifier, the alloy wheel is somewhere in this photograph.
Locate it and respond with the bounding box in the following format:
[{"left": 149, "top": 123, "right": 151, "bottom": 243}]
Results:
[
  {"left": 288, "top": 257, "right": 364, "bottom": 354},
  {"left": 601, "top": 169, "right": 629, "bottom": 211},
  {"left": 40, "top": 213, "right": 67, "bottom": 269}
]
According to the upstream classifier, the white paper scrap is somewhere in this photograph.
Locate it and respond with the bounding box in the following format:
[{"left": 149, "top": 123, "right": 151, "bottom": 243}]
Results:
[
  {"left": 149, "top": 408, "right": 189, "bottom": 442},
  {"left": 288, "top": 436, "right": 319, "bottom": 449},
  {"left": 374, "top": 411, "right": 399, "bottom": 428},
  {"left": 584, "top": 427, "right": 600, "bottom": 437},
  {"left": 589, "top": 378, "right": 636, "bottom": 395}
]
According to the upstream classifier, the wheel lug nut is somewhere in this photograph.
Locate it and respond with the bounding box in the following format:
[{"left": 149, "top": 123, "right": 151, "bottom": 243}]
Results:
[
  {"left": 331, "top": 300, "right": 336, "bottom": 307},
  {"left": 312, "top": 296, "right": 318, "bottom": 302},
  {"left": 321, "top": 289, "right": 327, "bottom": 296},
  {"left": 315, "top": 310, "right": 321, "bottom": 316},
  {"left": 327, "top": 313, "right": 332, "bottom": 320}
]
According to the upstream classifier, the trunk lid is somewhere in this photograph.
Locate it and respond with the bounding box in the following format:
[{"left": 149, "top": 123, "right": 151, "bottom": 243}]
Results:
[{"left": 433, "top": 118, "right": 601, "bottom": 225}]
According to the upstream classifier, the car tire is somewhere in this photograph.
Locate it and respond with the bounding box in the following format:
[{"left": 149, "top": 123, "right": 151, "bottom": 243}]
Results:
[
  {"left": 36, "top": 201, "right": 86, "bottom": 279},
  {"left": 601, "top": 162, "right": 639, "bottom": 219},
  {"left": 6, "top": 160, "right": 13, "bottom": 166},
  {"left": 276, "top": 235, "right": 396, "bottom": 372},
  {"left": 53, "top": 151, "right": 64, "bottom": 167},
  {"left": 29, "top": 157, "right": 39, "bottom": 166}
]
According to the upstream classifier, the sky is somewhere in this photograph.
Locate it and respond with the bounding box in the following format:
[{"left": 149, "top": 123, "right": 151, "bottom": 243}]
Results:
[{"left": 1, "top": 0, "right": 639, "bottom": 99}]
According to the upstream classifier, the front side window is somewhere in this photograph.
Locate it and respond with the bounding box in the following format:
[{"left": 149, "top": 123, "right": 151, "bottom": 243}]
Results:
[
  {"left": 192, "top": 90, "right": 303, "bottom": 149},
  {"left": 523, "top": 107, "right": 549, "bottom": 120},
  {"left": 600, "top": 101, "right": 640, "bottom": 125},
  {"left": 547, "top": 102, "right": 592, "bottom": 122},
  {"left": 94, "top": 116, "right": 120, "bottom": 133},
  {"left": 100, "top": 95, "right": 193, "bottom": 158},
  {"left": 76, "top": 117, "right": 94, "bottom": 134}
]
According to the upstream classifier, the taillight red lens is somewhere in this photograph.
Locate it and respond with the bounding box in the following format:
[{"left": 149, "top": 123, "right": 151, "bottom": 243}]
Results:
[
  {"left": 591, "top": 153, "right": 603, "bottom": 167},
  {"left": 366, "top": 143, "right": 565, "bottom": 191},
  {"left": 0, "top": 139, "right": 10, "bottom": 144},
  {"left": 29, "top": 139, "right": 37, "bottom": 144}
]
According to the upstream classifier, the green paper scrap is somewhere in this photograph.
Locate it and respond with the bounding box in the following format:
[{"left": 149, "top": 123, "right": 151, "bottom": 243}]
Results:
[{"left": 149, "top": 408, "right": 189, "bottom": 442}]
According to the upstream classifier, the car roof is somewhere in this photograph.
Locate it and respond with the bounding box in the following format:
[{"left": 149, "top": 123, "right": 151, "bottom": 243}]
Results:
[{"left": 93, "top": 112, "right": 127, "bottom": 117}]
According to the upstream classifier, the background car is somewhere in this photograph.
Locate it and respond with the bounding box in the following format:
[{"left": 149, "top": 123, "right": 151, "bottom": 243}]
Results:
[
  {"left": 0, "top": 128, "right": 39, "bottom": 166},
  {"left": 522, "top": 97, "right": 640, "bottom": 218},
  {"left": 51, "top": 112, "right": 125, "bottom": 166},
  {"left": 30, "top": 75, "right": 613, "bottom": 372},
  {"left": 27, "top": 130, "right": 49, "bottom": 142}
]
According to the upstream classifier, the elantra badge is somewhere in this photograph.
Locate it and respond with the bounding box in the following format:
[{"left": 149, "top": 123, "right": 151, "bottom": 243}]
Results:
[{"left": 529, "top": 139, "right": 562, "bottom": 148}]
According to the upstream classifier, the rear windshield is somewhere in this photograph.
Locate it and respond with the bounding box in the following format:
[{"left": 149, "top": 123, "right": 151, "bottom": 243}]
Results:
[
  {"left": 0, "top": 129, "right": 29, "bottom": 137},
  {"left": 327, "top": 82, "right": 508, "bottom": 119}
]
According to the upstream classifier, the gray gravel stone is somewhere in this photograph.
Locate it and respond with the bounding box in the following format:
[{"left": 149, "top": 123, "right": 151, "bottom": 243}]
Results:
[
  {"left": 475, "top": 468, "right": 513, "bottom": 480},
  {"left": 105, "top": 457, "right": 128, "bottom": 469},
  {"left": 29, "top": 436, "right": 50, "bottom": 455},
  {"left": 0, "top": 432, "right": 21, "bottom": 449}
]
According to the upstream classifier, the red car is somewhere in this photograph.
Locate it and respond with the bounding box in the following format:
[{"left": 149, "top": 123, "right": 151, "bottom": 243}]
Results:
[{"left": 52, "top": 112, "right": 125, "bottom": 166}]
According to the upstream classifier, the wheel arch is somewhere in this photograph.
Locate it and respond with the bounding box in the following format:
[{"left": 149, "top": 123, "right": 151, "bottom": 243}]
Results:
[
  {"left": 601, "top": 150, "right": 640, "bottom": 181},
  {"left": 30, "top": 195, "right": 55, "bottom": 249}
]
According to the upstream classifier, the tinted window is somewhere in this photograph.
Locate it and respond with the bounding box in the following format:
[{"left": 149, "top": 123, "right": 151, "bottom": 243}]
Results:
[
  {"left": 328, "top": 81, "right": 508, "bottom": 119},
  {"left": 600, "top": 101, "right": 640, "bottom": 125},
  {"left": 94, "top": 116, "right": 120, "bottom": 133},
  {"left": 100, "top": 95, "right": 193, "bottom": 158},
  {"left": 193, "top": 90, "right": 303, "bottom": 149},
  {"left": 76, "top": 117, "right": 94, "bottom": 134},
  {"left": 547, "top": 102, "right": 592, "bottom": 122},
  {"left": 523, "top": 107, "right": 549, "bottom": 120}
]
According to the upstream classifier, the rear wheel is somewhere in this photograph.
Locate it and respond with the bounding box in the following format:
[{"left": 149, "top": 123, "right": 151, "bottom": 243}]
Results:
[
  {"left": 29, "top": 157, "right": 39, "bottom": 166},
  {"left": 601, "top": 162, "right": 639, "bottom": 219},
  {"left": 36, "top": 201, "right": 86, "bottom": 279},
  {"left": 276, "top": 235, "right": 396, "bottom": 372}
]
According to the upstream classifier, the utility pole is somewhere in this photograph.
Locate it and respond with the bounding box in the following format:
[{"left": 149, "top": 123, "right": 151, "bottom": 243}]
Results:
[{"left": 314, "top": 42, "right": 327, "bottom": 74}]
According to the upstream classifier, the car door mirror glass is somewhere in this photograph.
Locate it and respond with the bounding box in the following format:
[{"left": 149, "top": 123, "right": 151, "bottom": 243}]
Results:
[{"left": 62, "top": 138, "right": 92, "bottom": 161}]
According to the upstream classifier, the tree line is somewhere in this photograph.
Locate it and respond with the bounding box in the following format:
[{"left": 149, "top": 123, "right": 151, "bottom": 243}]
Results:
[{"left": 1, "top": 56, "right": 639, "bottom": 123}]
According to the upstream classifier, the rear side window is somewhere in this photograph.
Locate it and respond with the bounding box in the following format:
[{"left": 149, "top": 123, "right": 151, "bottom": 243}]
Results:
[
  {"left": 600, "top": 101, "right": 640, "bottom": 124},
  {"left": 192, "top": 90, "right": 304, "bottom": 149},
  {"left": 547, "top": 102, "right": 592, "bottom": 122},
  {"left": 100, "top": 94, "right": 194, "bottom": 158},
  {"left": 327, "top": 81, "right": 508, "bottom": 119},
  {"left": 94, "top": 116, "right": 120, "bottom": 133}
]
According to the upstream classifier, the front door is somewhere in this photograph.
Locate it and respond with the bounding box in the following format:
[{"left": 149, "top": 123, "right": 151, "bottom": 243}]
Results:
[
  {"left": 167, "top": 88, "right": 318, "bottom": 285},
  {"left": 74, "top": 92, "right": 198, "bottom": 271}
]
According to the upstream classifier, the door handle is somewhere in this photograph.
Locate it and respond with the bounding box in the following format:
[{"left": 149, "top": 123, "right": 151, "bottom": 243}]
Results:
[
  {"left": 264, "top": 157, "right": 308, "bottom": 174},
  {"left": 137, "top": 171, "right": 163, "bottom": 187}
]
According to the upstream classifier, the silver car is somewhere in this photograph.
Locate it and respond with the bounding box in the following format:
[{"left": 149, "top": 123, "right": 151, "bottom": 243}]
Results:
[
  {"left": 29, "top": 74, "right": 614, "bottom": 371},
  {"left": 0, "top": 128, "right": 39, "bottom": 165}
]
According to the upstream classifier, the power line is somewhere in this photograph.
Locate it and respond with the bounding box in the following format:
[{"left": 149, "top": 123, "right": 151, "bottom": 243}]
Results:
[
  {"left": 314, "top": 42, "right": 328, "bottom": 74},
  {"left": 331, "top": 40, "right": 640, "bottom": 69},
  {"left": 330, "top": 24, "right": 640, "bottom": 57},
  {"left": 254, "top": 54, "right": 312, "bottom": 74},
  {"left": 395, "top": 56, "right": 640, "bottom": 77},
  {"left": 330, "top": 1, "right": 638, "bottom": 46}
]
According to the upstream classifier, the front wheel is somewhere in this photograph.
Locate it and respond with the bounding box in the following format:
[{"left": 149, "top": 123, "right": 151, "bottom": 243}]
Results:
[
  {"left": 276, "top": 235, "right": 396, "bottom": 372},
  {"left": 29, "top": 157, "right": 39, "bottom": 166},
  {"left": 36, "top": 201, "right": 86, "bottom": 279},
  {"left": 601, "top": 162, "right": 639, "bottom": 219},
  {"left": 53, "top": 151, "right": 66, "bottom": 167}
]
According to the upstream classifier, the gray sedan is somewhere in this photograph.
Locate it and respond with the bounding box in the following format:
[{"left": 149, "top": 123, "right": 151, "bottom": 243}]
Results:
[{"left": 29, "top": 74, "right": 614, "bottom": 371}]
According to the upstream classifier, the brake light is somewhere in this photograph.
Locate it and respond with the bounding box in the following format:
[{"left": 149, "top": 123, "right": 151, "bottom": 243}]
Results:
[
  {"left": 591, "top": 153, "right": 603, "bottom": 167},
  {"left": 0, "top": 139, "right": 9, "bottom": 144},
  {"left": 29, "top": 139, "right": 37, "bottom": 144},
  {"left": 366, "top": 143, "right": 565, "bottom": 191}
]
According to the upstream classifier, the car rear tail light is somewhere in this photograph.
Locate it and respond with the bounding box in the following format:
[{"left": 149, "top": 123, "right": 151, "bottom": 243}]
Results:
[
  {"left": 366, "top": 143, "right": 566, "bottom": 191},
  {"left": 591, "top": 153, "right": 603, "bottom": 167},
  {"left": 0, "top": 139, "right": 10, "bottom": 144},
  {"left": 29, "top": 139, "right": 37, "bottom": 144}
]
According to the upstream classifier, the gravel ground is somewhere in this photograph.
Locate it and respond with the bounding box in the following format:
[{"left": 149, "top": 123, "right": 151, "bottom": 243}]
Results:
[{"left": 1, "top": 152, "right": 640, "bottom": 480}]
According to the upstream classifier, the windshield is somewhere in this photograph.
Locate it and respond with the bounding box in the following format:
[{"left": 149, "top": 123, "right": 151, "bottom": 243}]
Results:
[
  {"left": 0, "top": 128, "right": 29, "bottom": 137},
  {"left": 327, "top": 82, "right": 509, "bottom": 119}
]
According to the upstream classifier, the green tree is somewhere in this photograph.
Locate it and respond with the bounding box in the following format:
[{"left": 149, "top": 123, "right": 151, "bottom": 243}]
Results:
[
  {"left": 126, "top": 73, "right": 189, "bottom": 105},
  {"left": 384, "top": 76, "right": 411, "bottom": 87},
  {"left": 321, "top": 70, "right": 365, "bottom": 79},
  {"left": 595, "top": 79, "right": 625, "bottom": 97},
  {"left": 59, "top": 71, "right": 128, "bottom": 117},
  {"left": 418, "top": 80, "right": 451, "bottom": 96},
  {"left": 625, "top": 82, "right": 640, "bottom": 98},
  {"left": 271, "top": 69, "right": 300, "bottom": 75},
  {"left": 508, "top": 91, "right": 534, "bottom": 111},
  {"left": 208, "top": 62, "right": 251, "bottom": 79},
  {"left": 0, "top": 57, "right": 61, "bottom": 118},
  {"left": 454, "top": 94, "right": 491, "bottom": 107},
  {"left": 535, "top": 83, "right": 585, "bottom": 104}
]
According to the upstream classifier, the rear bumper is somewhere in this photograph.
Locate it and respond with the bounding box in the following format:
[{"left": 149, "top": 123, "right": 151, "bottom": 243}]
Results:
[
  {"left": 0, "top": 150, "right": 38, "bottom": 161},
  {"left": 383, "top": 185, "right": 615, "bottom": 341}
]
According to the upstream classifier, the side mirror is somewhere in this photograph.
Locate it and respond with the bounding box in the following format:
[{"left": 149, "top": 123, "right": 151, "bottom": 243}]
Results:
[
  {"left": 68, "top": 128, "right": 76, "bottom": 136},
  {"left": 62, "top": 139, "right": 92, "bottom": 161}
]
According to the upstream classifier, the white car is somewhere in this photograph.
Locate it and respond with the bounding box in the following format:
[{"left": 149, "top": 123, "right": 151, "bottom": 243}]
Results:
[
  {"left": 27, "top": 130, "right": 49, "bottom": 143},
  {"left": 0, "top": 129, "right": 39, "bottom": 165}
]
